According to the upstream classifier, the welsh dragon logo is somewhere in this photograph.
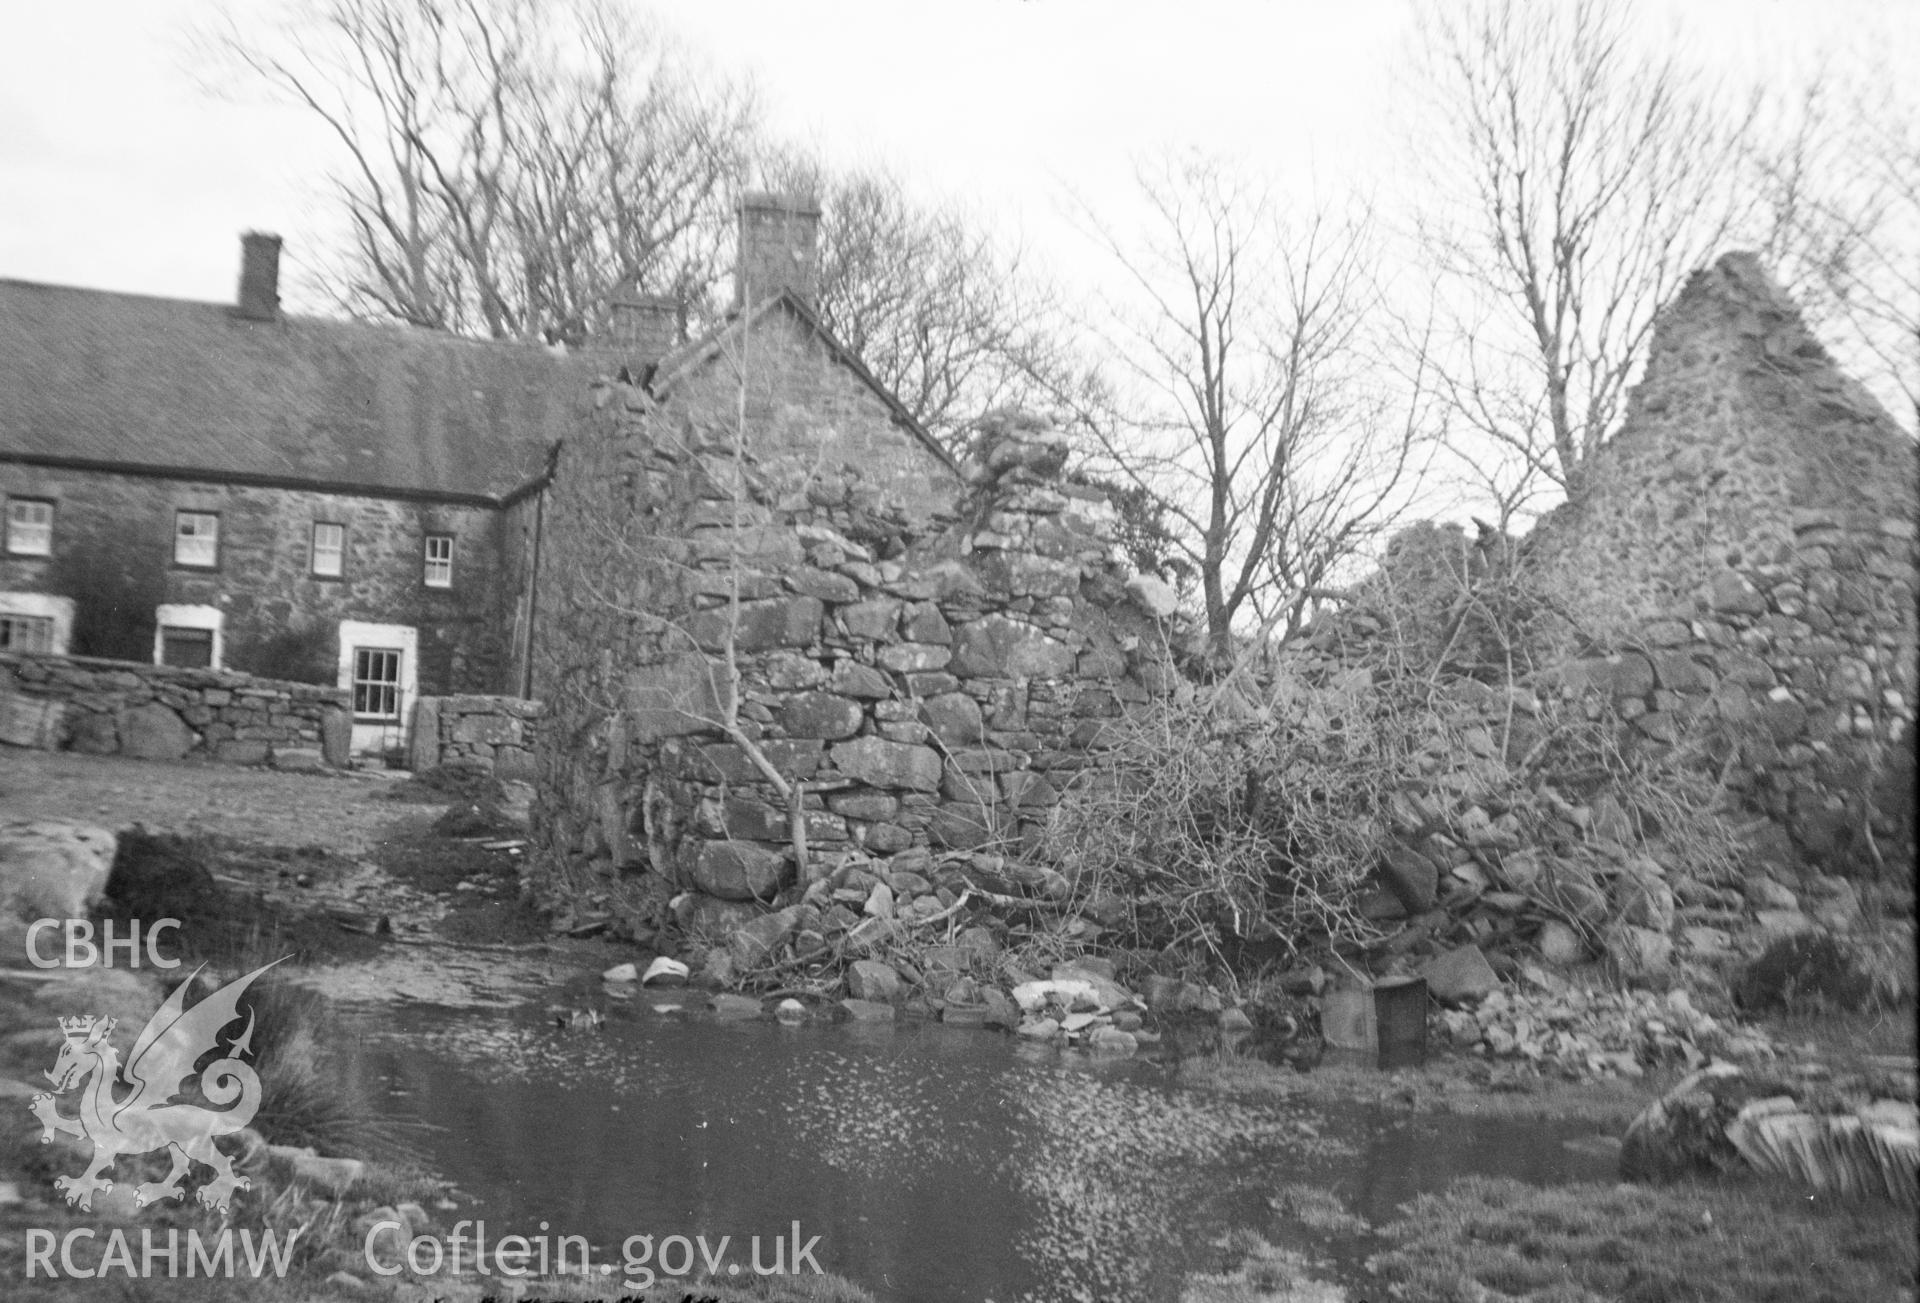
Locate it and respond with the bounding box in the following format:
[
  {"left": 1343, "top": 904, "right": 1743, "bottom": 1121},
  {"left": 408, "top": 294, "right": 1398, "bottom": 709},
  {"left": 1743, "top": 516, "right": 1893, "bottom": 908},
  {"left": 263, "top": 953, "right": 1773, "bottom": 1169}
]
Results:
[{"left": 28, "top": 959, "right": 286, "bottom": 1213}]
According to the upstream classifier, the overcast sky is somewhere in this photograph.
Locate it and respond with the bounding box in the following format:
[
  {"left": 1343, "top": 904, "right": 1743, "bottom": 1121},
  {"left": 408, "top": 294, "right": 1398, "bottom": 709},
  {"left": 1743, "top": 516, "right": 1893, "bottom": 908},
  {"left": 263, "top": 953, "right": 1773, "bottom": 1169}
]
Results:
[{"left": 0, "top": 0, "right": 1901, "bottom": 309}]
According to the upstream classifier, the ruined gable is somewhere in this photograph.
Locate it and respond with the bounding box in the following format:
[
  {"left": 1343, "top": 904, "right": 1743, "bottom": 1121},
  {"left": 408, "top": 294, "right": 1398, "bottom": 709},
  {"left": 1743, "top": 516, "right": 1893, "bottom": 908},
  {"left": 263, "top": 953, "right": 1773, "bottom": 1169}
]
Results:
[
  {"left": 657, "top": 300, "right": 961, "bottom": 529},
  {"left": 1527, "top": 253, "right": 1917, "bottom": 875},
  {"left": 1531, "top": 252, "right": 1917, "bottom": 636}
]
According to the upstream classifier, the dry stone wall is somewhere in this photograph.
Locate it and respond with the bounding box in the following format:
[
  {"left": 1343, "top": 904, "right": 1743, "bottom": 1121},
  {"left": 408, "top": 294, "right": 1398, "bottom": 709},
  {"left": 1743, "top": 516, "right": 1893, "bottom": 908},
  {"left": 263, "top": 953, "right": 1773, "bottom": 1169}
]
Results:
[
  {"left": 408, "top": 694, "right": 543, "bottom": 781},
  {"left": 1537, "top": 508, "right": 1916, "bottom": 873},
  {"left": 0, "top": 650, "right": 349, "bottom": 767},
  {"left": 530, "top": 390, "right": 1178, "bottom": 944}
]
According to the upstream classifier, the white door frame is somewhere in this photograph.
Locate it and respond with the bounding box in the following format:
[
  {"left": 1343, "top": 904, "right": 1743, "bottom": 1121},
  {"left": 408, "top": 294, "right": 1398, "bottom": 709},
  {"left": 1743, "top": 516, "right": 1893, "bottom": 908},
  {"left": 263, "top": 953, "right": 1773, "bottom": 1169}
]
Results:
[{"left": 337, "top": 619, "right": 418, "bottom": 757}]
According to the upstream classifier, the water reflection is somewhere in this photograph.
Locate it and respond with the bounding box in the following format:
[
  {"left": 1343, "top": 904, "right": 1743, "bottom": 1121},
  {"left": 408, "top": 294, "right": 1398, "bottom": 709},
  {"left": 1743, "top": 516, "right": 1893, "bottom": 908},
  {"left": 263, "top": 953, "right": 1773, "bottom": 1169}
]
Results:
[{"left": 334, "top": 1002, "right": 1612, "bottom": 1303}]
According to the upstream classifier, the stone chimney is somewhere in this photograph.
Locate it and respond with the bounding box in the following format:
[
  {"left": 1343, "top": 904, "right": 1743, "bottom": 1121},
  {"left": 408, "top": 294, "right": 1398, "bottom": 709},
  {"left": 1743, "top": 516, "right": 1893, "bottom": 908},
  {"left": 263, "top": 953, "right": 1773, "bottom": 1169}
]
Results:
[
  {"left": 606, "top": 281, "right": 682, "bottom": 366},
  {"left": 234, "top": 232, "right": 282, "bottom": 322},
  {"left": 733, "top": 192, "right": 821, "bottom": 310}
]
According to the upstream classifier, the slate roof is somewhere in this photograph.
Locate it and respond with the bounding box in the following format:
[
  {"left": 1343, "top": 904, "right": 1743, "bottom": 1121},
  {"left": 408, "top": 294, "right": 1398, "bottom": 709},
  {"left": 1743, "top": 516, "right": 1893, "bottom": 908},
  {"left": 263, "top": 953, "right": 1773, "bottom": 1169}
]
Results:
[{"left": 0, "top": 278, "right": 599, "bottom": 500}]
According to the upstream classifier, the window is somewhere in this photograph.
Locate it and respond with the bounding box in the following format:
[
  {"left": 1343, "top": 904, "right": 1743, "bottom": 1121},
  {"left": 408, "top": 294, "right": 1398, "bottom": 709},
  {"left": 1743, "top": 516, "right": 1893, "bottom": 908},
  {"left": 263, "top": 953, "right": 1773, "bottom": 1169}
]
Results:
[
  {"left": 158, "top": 626, "right": 214, "bottom": 668},
  {"left": 6, "top": 499, "right": 54, "bottom": 556},
  {"left": 174, "top": 511, "right": 220, "bottom": 568},
  {"left": 0, "top": 613, "right": 55, "bottom": 652},
  {"left": 352, "top": 647, "right": 403, "bottom": 718},
  {"left": 311, "top": 522, "right": 345, "bottom": 578},
  {"left": 423, "top": 534, "right": 453, "bottom": 588}
]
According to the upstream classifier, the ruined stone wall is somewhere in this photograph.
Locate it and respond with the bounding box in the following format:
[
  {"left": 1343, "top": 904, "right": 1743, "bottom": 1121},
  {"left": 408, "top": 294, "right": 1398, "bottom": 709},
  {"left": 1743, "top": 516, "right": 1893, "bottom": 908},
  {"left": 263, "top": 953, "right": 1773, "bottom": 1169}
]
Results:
[
  {"left": 1535, "top": 507, "right": 1916, "bottom": 873},
  {"left": 408, "top": 694, "right": 543, "bottom": 782},
  {"left": 0, "top": 650, "right": 349, "bottom": 766},
  {"left": 529, "top": 387, "right": 1176, "bottom": 941},
  {"left": 1527, "top": 254, "right": 1918, "bottom": 875}
]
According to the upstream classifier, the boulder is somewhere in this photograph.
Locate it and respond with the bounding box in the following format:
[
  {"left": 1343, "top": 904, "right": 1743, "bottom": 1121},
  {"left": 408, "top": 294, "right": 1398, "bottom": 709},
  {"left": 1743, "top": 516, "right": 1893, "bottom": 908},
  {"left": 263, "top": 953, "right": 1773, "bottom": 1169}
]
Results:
[
  {"left": 641, "top": 956, "right": 690, "bottom": 986},
  {"left": 830, "top": 737, "right": 942, "bottom": 791},
  {"left": 0, "top": 693, "right": 63, "bottom": 748},
  {"left": 829, "top": 660, "right": 893, "bottom": 700},
  {"left": 1622, "top": 1063, "right": 1919, "bottom": 1206},
  {"left": 0, "top": 819, "right": 117, "bottom": 925},
  {"left": 1537, "top": 920, "right": 1587, "bottom": 966},
  {"left": 877, "top": 643, "right": 953, "bottom": 673},
  {"left": 686, "top": 597, "right": 823, "bottom": 654},
  {"left": 1419, "top": 944, "right": 1499, "bottom": 1004},
  {"left": 778, "top": 693, "right": 864, "bottom": 741},
  {"left": 1607, "top": 924, "right": 1674, "bottom": 978},
  {"left": 121, "top": 703, "right": 196, "bottom": 760},
  {"left": 846, "top": 959, "right": 903, "bottom": 1002},
  {"left": 839, "top": 599, "right": 902, "bottom": 641},
  {"left": 726, "top": 907, "right": 800, "bottom": 969},
  {"left": 981, "top": 987, "right": 1018, "bottom": 1029},
  {"left": 1381, "top": 842, "right": 1439, "bottom": 913},
  {"left": 68, "top": 710, "right": 119, "bottom": 755},
  {"left": 950, "top": 615, "right": 1076, "bottom": 679},
  {"left": 920, "top": 692, "right": 985, "bottom": 745},
  {"left": 930, "top": 802, "right": 1009, "bottom": 851},
  {"left": 1618, "top": 873, "right": 1677, "bottom": 931},
  {"left": 840, "top": 998, "right": 896, "bottom": 1023},
  {"left": 687, "top": 840, "right": 787, "bottom": 901}
]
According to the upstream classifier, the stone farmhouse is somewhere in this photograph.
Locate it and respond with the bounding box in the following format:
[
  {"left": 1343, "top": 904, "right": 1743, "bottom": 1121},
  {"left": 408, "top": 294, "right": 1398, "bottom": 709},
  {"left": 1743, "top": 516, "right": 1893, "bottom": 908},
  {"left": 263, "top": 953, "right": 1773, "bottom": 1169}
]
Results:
[{"left": 0, "top": 194, "right": 947, "bottom": 761}]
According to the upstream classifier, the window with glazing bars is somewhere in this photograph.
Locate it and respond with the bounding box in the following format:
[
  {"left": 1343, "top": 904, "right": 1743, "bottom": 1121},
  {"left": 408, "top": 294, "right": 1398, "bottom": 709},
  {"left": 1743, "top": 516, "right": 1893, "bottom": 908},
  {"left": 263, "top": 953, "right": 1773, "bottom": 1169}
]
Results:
[
  {"left": 0, "top": 613, "right": 54, "bottom": 652},
  {"left": 5, "top": 499, "right": 53, "bottom": 556},
  {"left": 423, "top": 534, "right": 453, "bottom": 587},
  {"left": 352, "top": 647, "right": 402, "bottom": 718},
  {"left": 174, "top": 511, "right": 219, "bottom": 567},
  {"left": 311, "top": 522, "right": 345, "bottom": 577}
]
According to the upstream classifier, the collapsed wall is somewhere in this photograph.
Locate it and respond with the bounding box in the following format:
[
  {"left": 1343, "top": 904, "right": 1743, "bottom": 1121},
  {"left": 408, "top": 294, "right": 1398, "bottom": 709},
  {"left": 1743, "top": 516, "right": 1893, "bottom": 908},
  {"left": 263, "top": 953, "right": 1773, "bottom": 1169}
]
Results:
[
  {"left": 1528, "top": 253, "right": 1918, "bottom": 875},
  {"left": 529, "top": 390, "right": 1178, "bottom": 944}
]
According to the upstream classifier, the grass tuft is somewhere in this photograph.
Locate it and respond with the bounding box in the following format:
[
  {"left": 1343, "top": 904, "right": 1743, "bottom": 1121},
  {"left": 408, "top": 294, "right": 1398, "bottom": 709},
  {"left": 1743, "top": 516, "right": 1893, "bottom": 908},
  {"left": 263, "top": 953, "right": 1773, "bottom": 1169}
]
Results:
[{"left": 1371, "top": 1174, "right": 1918, "bottom": 1303}]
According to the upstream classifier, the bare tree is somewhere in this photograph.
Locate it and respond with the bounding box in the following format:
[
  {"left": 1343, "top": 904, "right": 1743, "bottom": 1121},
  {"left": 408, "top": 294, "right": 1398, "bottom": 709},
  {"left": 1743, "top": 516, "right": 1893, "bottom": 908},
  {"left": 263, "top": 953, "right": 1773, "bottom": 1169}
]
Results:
[
  {"left": 1750, "top": 50, "right": 1920, "bottom": 430},
  {"left": 755, "top": 154, "right": 1085, "bottom": 452},
  {"left": 199, "top": 0, "right": 757, "bottom": 343},
  {"left": 1060, "top": 153, "right": 1430, "bottom": 659},
  {"left": 1409, "top": 0, "right": 1757, "bottom": 510}
]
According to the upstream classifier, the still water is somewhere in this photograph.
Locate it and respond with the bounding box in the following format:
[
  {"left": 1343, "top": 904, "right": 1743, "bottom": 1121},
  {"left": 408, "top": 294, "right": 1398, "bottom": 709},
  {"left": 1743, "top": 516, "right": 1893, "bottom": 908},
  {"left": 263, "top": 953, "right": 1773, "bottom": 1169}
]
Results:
[{"left": 333, "top": 997, "right": 1614, "bottom": 1303}]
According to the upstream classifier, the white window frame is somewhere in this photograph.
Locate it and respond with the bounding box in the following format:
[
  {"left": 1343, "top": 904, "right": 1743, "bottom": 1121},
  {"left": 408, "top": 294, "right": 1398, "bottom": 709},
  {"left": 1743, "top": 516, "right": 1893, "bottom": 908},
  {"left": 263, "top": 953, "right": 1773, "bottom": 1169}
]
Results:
[
  {"left": 0, "top": 592, "right": 74, "bottom": 655},
  {"left": 153, "top": 604, "right": 224, "bottom": 670},
  {"left": 5, "top": 498, "right": 54, "bottom": 557},
  {"left": 174, "top": 511, "right": 220, "bottom": 568},
  {"left": 311, "top": 522, "right": 346, "bottom": 578},
  {"left": 423, "top": 534, "right": 453, "bottom": 588}
]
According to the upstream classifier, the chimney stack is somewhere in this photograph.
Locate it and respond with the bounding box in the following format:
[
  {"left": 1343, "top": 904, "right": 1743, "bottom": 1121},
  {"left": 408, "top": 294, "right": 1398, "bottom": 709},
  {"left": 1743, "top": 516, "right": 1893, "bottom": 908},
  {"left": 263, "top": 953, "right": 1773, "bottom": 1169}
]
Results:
[
  {"left": 235, "top": 232, "right": 282, "bottom": 322},
  {"left": 733, "top": 192, "right": 821, "bottom": 310},
  {"left": 606, "top": 282, "right": 682, "bottom": 368}
]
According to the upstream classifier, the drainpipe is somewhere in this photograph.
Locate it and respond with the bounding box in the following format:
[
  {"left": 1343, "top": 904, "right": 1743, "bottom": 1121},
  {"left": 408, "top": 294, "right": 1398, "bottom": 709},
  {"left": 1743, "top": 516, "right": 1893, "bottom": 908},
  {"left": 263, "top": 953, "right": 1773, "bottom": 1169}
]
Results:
[{"left": 520, "top": 443, "right": 558, "bottom": 700}]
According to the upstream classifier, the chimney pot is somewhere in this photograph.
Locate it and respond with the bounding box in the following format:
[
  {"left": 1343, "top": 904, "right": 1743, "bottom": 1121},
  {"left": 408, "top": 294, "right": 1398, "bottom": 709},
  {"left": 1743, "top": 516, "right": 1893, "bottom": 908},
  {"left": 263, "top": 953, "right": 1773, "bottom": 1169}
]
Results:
[
  {"left": 235, "top": 232, "right": 282, "bottom": 322},
  {"left": 734, "top": 192, "right": 821, "bottom": 310}
]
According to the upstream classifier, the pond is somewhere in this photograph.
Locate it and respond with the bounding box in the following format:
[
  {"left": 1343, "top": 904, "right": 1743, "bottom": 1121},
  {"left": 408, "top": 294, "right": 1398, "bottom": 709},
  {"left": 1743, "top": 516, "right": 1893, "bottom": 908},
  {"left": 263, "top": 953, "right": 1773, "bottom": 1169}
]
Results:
[{"left": 331, "top": 992, "right": 1615, "bottom": 1303}]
